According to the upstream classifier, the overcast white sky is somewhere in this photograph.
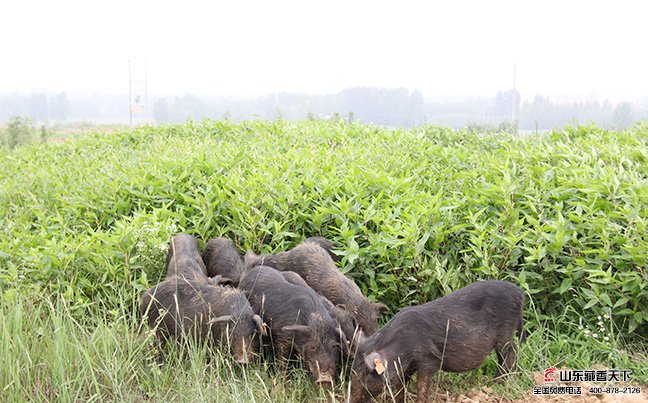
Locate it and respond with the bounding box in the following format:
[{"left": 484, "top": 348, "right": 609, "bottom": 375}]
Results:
[{"left": 1, "top": 0, "right": 647, "bottom": 102}]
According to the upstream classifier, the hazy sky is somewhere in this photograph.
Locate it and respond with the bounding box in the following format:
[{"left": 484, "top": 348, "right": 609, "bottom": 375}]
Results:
[{"left": 2, "top": 0, "right": 647, "bottom": 102}]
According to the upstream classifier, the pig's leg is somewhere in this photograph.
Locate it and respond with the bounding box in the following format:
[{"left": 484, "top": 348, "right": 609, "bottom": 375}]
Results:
[
  {"left": 388, "top": 382, "right": 406, "bottom": 403},
  {"left": 415, "top": 359, "right": 439, "bottom": 403},
  {"left": 266, "top": 335, "right": 290, "bottom": 375},
  {"left": 348, "top": 378, "right": 372, "bottom": 403},
  {"left": 154, "top": 333, "right": 167, "bottom": 364},
  {"left": 494, "top": 339, "right": 518, "bottom": 378},
  {"left": 385, "top": 367, "right": 407, "bottom": 403}
]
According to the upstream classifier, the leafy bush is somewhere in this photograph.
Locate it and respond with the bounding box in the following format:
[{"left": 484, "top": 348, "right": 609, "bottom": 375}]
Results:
[{"left": 0, "top": 120, "right": 645, "bottom": 338}]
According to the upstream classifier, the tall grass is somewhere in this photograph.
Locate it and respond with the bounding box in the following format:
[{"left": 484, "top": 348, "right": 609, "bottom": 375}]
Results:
[
  {"left": 0, "top": 291, "right": 340, "bottom": 402},
  {"left": 1, "top": 291, "right": 644, "bottom": 402}
]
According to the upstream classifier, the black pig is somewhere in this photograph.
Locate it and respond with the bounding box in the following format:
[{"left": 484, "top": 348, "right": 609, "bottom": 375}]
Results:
[
  {"left": 238, "top": 266, "right": 349, "bottom": 386},
  {"left": 280, "top": 270, "right": 360, "bottom": 351},
  {"left": 244, "top": 240, "right": 387, "bottom": 335},
  {"left": 139, "top": 277, "right": 265, "bottom": 364},
  {"left": 202, "top": 237, "right": 244, "bottom": 286},
  {"left": 165, "top": 234, "right": 209, "bottom": 283},
  {"left": 350, "top": 280, "right": 525, "bottom": 403}
]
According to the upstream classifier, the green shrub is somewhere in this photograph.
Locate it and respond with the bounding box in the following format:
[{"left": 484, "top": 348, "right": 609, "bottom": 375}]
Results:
[{"left": 0, "top": 120, "right": 645, "bottom": 338}]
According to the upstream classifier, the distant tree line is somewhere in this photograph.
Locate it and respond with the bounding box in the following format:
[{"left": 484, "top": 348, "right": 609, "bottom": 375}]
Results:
[
  {"left": 0, "top": 92, "right": 126, "bottom": 123},
  {"left": 154, "top": 88, "right": 644, "bottom": 130},
  {"left": 1, "top": 88, "right": 645, "bottom": 130},
  {"left": 520, "top": 95, "right": 635, "bottom": 131},
  {"left": 152, "top": 88, "right": 425, "bottom": 127},
  {"left": 0, "top": 93, "right": 69, "bottom": 121},
  {"left": 425, "top": 90, "right": 641, "bottom": 131}
]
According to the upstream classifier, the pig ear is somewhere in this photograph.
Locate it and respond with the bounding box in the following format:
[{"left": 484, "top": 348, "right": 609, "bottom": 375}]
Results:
[
  {"left": 282, "top": 325, "right": 311, "bottom": 344},
  {"left": 253, "top": 314, "right": 267, "bottom": 337},
  {"left": 354, "top": 329, "right": 367, "bottom": 347},
  {"left": 364, "top": 351, "right": 383, "bottom": 372},
  {"left": 208, "top": 275, "right": 232, "bottom": 286},
  {"left": 209, "top": 315, "right": 233, "bottom": 325},
  {"left": 217, "top": 276, "right": 234, "bottom": 286},
  {"left": 243, "top": 251, "right": 260, "bottom": 270},
  {"left": 372, "top": 302, "right": 388, "bottom": 314},
  {"left": 282, "top": 325, "right": 311, "bottom": 335}
]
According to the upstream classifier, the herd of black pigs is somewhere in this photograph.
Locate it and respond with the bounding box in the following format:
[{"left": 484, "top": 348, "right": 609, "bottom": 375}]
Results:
[{"left": 139, "top": 234, "right": 526, "bottom": 402}]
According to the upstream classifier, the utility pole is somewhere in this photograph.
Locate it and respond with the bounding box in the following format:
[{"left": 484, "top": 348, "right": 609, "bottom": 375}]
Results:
[
  {"left": 128, "top": 58, "right": 148, "bottom": 126},
  {"left": 511, "top": 64, "right": 517, "bottom": 127},
  {"left": 144, "top": 60, "right": 148, "bottom": 119},
  {"left": 128, "top": 59, "right": 133, "bottom": 127}
]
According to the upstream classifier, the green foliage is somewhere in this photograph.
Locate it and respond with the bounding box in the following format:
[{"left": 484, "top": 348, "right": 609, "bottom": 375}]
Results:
[
  {"left": 0, "top": 120, "right": 646, "bottom": 340},
  {"left": 466, "top": 120, "right": 518, "bottom": 135}
]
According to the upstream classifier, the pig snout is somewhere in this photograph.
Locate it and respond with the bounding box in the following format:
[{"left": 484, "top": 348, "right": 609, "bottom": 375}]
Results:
[
  {"left": 314, "top": 361, "right": 334, "bottom": 387},
  {"left": 232, "top": 338, "right": 255, "bottom": 365},
  {"left": 234, "top": 355, "right": 249, "bottom": 365},
  {"left": 316, "top": 374, "right": 333, "bottom": 388},
  {"left": 316, "top": 373, "right": 333, "bottom": 384}
]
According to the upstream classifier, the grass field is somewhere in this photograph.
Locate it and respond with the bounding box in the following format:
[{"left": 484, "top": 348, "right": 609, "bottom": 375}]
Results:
[{"left": 0, "top": 120, "right": 646, "bottom": 401}]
